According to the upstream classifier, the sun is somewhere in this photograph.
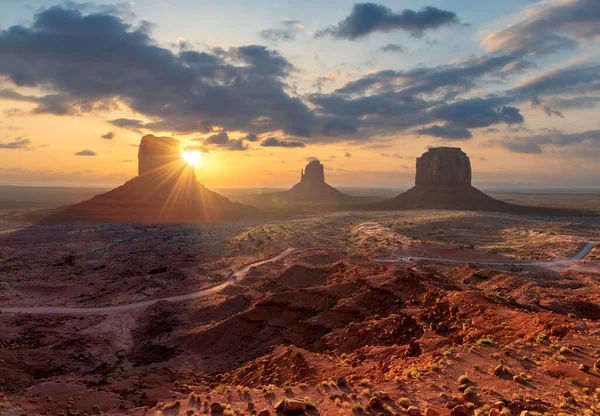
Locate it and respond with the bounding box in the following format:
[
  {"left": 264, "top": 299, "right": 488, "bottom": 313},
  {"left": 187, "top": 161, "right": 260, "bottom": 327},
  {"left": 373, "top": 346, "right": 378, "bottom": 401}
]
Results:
[{"left": 181, "top": 150, "right": 202, "bottom": 166}]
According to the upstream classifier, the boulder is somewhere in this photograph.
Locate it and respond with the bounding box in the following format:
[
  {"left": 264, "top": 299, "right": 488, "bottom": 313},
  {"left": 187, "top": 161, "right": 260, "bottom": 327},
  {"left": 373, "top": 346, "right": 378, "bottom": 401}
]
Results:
[
  {"left": 283, "top": 398, "right": 307, "bottom": 413},
  {"left": 368, "top": 396, "right": 384, "bottom": 409},
  {"left": 450, "top": 405, "right": 468, "bottom": 416},
  {"left": 415, "top": 147, "right": 471, "bottom": 186}
]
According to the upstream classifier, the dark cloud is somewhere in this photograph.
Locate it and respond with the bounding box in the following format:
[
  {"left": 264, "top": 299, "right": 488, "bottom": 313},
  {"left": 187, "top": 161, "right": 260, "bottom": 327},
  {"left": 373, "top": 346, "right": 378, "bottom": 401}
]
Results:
[
  {"left": 0, "top": 6, "right": 313, "bottom": 138},
  {"left": 245, "top": 133, "right": 259, "bottom": 142},
  {"left": 483, "top": 0, "right": 600, "bottom": 55},
  {"left": 334, "top": 53, "right": 524, "bottom": 96},
  {"left": 204, "top": 131, "right": 230, "bottom": 146},
  {"left": 508, "top": 62, "right": 600, "bottom": 103},
  {"left": 542, "top": 106, "right": 563, "bottom": 118},
  {"left": 75, "top": 149, "right": 96, "bottom": 156},
  {"left": 198, "top": 131, "right": 249, "bottom": 151},
  {"left": 101, "top": 131, "right": 115, "bottom": 139},
  {"left": 344, "top": 152, "right": 352, "bottom": 157},
  {"left": 0, "top": 138, "right": 33, "bottom": 149},
  {"left": 430, "top": 98, "right": 523, "bottom": 128},
  {"left": 317, "top": 3, "right": 459, "bottom": 40},
  {"left": 259, "top": 20, "right": 303, "bottom": 42},
  {"left": 260, "top": 137, "right": 306, "bottom": 148},
  {"left": 109, "top": 118, "right": 145, "bottom": 130},
  {"left": 420, "top": 124, "right": 472, "bottom": 140},
  {"left": 500, "top": 129, "right": 600, "bottom": 154},
  {"left": 380, "top": 44, "right": 405, "bottom": 53}
]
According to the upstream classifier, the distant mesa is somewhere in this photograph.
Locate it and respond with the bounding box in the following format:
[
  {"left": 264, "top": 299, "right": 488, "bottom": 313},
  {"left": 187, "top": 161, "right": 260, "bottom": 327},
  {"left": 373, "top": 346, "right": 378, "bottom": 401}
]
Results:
[
  {"left": 45, "top": 135, "right": 259, "bottom": 223},
  {"left": 257, "top": 160, "right": 362, "bottom": 207},
  {"left": 375, "top": 147, "right": 574, "bottom": 214}
]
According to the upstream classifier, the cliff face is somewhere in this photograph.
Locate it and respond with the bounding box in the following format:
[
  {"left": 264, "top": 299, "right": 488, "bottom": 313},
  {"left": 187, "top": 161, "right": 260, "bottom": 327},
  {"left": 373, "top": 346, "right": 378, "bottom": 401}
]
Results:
[
  {"left": 138, "top": 135, "right": 185, "bottom": 177},
  {"left": 415, "top": 147, "right": 471, "bottom": 186}
]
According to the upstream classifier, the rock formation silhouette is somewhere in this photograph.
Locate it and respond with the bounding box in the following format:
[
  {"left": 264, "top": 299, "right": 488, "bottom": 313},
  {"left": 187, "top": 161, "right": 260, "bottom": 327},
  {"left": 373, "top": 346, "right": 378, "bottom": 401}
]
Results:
[
  {"left": 415, "top": 147, "right": 471, "bottom": 186},
  {"left": 374, "top": 147, "right": 577, "bottom": 214},
  {"left": 46, "top": 135, "right": 259, "bottom": 223},
  {"left": 257, "top": 160, "right": 361, "bottom": 207}
]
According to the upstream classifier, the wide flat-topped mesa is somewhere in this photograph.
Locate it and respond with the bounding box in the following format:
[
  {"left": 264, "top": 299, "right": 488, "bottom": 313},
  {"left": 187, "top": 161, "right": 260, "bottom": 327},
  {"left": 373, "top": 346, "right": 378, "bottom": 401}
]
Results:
[
  {"left": 415, "top": 147, "right": 471, "bottom": 186},
  {"left": 374, "top": 147, "right": 573, "bottom": 214}
]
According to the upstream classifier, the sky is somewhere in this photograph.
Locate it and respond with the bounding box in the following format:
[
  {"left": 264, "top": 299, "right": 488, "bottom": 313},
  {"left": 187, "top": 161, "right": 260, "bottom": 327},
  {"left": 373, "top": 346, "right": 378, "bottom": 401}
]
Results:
[{"left": 0, "top": 0, "right": 599, "bottom": 189}]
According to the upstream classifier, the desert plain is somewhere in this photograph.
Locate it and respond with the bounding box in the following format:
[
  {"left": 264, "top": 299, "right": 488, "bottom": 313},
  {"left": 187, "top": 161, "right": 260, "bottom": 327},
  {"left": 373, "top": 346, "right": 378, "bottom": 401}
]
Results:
[{"left": 0, "top": 193, "right": 599, "bottom": 416}]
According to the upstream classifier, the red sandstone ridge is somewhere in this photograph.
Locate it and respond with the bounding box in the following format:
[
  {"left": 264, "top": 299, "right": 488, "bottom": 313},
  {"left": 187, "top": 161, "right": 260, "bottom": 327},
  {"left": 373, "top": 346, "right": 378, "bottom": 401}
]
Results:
[
  {"left": 374, "top": 147, "right": 578, "bottom": 215},
  {"left": 257, "top": 160, "right": 362, "bottom": 207},
  {"left": 45, "top": 135, "right": 259, "bottom": 223}
]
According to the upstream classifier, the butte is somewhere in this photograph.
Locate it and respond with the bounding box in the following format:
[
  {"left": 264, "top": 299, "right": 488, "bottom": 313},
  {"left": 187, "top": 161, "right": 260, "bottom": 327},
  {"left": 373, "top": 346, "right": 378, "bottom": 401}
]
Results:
[
  {"left": 45, "top": 135, "right": 259, "bottom": 223},
  {"left": 257, "top": 159, "right": 362, "bottom": 207},
  {"left": 374, "top": 147, "right": 580, "bottom": 215}
]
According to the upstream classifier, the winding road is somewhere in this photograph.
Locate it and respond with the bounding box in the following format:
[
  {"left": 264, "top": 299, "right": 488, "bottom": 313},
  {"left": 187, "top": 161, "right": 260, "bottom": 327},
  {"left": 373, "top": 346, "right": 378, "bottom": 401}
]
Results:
[
  {"left": 359, "top": 222, "right": 597, "bottom": 268},
  {"left": 0, "top": 248, "right": 295, "bottom": 315},
  {"left": 0, "top": 221, "right": 596, "bottom": 316}
]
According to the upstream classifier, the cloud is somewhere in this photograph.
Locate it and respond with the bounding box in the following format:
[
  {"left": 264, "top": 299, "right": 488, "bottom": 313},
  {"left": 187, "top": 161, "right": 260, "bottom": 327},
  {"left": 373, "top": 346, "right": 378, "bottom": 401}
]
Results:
[
  {"left": 101, "top": 131, "right": 115, "bottom": 139},
  {"left": 260, "top": 137, "right": 306, "bottom": 148},
  {"left": 344, "top": 152, "right": 352, "bottom": 157},
  {"left": 430, "top": 98, "right": 523, "bottom": 128},
  {"left": 317, "top": 3, "right": 460, "bottom": 39},
  {"left": 334, "top": 53, "right": 524, "bottom": 96},
  {"left": 199, "top": 131, "right": 249, "bottom": 151},
  {"left": 0, "top": 138, "right": 33, "bottom": 150},
  {"left": 500, "top": 129, "right": 600, "bottom": 154},
  {"left": 381, "top": 153, "right": 407, "bottom": 159},
  {"left": 109, "top": 118, "right": 145, "bottom": 130},
  {"left": 420, "top": 124, "right": 472, "bottom": 140},
  {"left": 204, "top": 131, "right": 230, "bottom": 146},
  {"left": 380, "top": 43, "right": 405, "bottom": 53},
  {"left": 482, "top": 0, "right": 600, "bottom": 55},
  {"left": 508, "top": 62, "right": 600, "bottom": 103},
  {"left": 259, "top": 20, "right": 304, "bottom": 42},
  {"left": 245, "top": 133, "right": 259, "bottom": 142},
  {"left": 74, "top": 149, "right": 97, "bottom": 156},
  {"left": 0, "top": 5, "right": 313, "bottom": 138}
]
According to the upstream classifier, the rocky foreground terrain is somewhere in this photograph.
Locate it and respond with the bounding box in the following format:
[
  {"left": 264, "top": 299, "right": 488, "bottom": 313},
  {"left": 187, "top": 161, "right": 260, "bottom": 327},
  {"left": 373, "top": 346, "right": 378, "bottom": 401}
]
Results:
[{"left": 0, "top": 210, "right": 599, "bottom": 416}]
